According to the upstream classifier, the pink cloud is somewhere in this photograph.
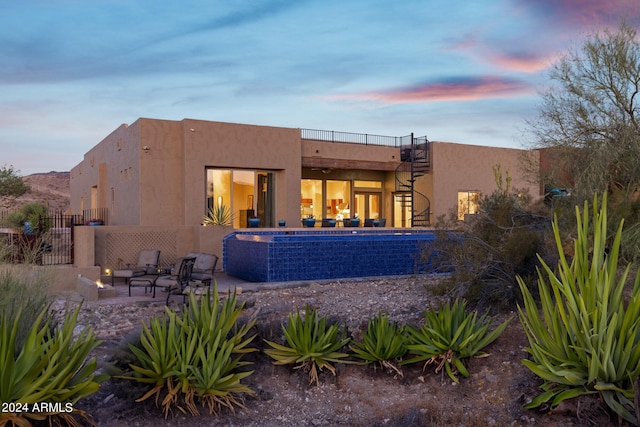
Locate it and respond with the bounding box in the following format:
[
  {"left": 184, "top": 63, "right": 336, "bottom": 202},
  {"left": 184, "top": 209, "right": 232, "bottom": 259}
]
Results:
[
  {"left": 488, "top": 51, "right": 562, "bottom": 73},
  {"left": 330, "top": 77, "right": 533, "bottom": 104},
  {"left": 516, "top": 0, "right": 639, "bottom": 28}
]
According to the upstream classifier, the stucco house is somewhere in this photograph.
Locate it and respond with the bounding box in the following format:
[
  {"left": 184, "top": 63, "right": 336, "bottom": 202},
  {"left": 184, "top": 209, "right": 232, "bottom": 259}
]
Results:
[
  {"left": 71, "top": 117, "right": 540, "bottom": 228},
  {"left": 69, "top": 118, "right": 540, "bottom": 276}
]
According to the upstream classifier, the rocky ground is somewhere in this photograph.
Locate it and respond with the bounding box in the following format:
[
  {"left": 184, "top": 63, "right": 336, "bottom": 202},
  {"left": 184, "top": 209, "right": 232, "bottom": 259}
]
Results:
[{"left": 64, "top": 276, "right": 617, "bottom": 426}]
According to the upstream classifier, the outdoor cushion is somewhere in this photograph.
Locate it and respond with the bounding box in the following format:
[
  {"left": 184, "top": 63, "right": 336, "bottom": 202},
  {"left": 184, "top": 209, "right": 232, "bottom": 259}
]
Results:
[
  {"left": 186, "top": 252, "right": 218, "bottom": 282},
  {"left": 111, "top": 249, "right": 160, "bottom": 284}
]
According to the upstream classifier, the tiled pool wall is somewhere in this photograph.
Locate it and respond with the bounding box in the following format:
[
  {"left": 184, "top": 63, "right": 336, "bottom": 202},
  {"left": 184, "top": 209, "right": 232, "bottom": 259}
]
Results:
[{"left": 223, "top": 229, "right": 437, "bottom": 282}]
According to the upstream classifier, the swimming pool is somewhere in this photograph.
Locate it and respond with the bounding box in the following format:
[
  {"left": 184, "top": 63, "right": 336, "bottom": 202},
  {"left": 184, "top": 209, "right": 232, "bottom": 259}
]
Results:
[{"left": 223, "top": 229, "right": 437, "bottom": 282}]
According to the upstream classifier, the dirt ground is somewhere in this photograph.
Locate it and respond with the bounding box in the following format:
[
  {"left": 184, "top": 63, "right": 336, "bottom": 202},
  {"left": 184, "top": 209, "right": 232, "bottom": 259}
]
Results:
[{"left": 70, "top": 276, "right": 619, "bottom": 426}]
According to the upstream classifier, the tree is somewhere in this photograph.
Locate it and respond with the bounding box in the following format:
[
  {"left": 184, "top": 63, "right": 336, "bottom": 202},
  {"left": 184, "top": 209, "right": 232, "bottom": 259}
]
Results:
[
  {"left": 526, "top": 22, "right": 640, "bottom": 208},
  {"left": 0, "top": 165, "right": 30, "bottom": 209}
]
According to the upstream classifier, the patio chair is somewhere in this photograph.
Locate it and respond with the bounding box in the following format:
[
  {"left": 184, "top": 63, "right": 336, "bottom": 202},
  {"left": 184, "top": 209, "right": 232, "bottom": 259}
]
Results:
[
  {"left": 321, "top": 219, "right": 336, "bottom": 227},
  {"left": 364, "top": 218, "right": 375, "bottom": 227},
  {"left": 155, "top": 256, "right": 196, "bottom": 305},
  {"left": 187, "top": 252, "right": 218, "bottom": 288},
  {"left": 111, "top": 249, "right": 160, "bottom": 286}
]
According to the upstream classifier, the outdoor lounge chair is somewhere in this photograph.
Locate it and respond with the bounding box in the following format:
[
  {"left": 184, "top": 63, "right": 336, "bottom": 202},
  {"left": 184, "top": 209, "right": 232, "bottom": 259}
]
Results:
[
  {"left": 111, "top": 249, "right": 160, "bottom": 286},
  {"left": 187, "top": 252, "right": 218, "bottom": 286},
  {"left": 128, "top": 271, "right": 161, "bottom": 298},
  {"left": 155, "top": 256, "right": 196, "bottom": 305}
]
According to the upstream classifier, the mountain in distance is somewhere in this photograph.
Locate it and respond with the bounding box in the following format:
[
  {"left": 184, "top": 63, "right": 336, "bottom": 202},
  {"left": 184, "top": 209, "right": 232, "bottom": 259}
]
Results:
[{"left": 12, "top": 171, "right": 71, "bottom": 212}]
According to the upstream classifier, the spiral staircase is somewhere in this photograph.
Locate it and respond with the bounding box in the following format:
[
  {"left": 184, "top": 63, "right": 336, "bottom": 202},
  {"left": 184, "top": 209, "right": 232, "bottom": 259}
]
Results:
[{"left": 395, "top": 134, "right": 431, "bottom": 227}]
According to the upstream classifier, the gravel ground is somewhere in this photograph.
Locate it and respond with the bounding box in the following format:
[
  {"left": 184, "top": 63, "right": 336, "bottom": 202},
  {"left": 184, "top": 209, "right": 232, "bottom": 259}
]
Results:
[{"left": 59, "top": 275, "right": 614, "bottom": 426}]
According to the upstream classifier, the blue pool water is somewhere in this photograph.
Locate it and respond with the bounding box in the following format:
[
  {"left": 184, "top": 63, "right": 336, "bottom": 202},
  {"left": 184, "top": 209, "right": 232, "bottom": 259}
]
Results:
[{"left": 223, "top": 229, "right": 437, "bottom": 282}]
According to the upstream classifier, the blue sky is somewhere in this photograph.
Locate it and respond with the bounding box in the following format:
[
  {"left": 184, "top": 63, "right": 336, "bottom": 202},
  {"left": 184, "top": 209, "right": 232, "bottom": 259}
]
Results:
[{"left": 0, "top": 0, "right": 637, "bottom": 175}]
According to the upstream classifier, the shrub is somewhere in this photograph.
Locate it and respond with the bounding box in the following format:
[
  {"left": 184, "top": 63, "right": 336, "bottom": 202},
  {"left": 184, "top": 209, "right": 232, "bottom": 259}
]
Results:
[
  {"left": 0, "top": 304, "right": 107, "bottom": 426},
  {"left": 518, "top": 194, "right": 640, "bottom": 424},
  {"left": 350, "top": 312, "right": 407, "bottom": 377},
  {"left": 401, "top": 299, "right": 509, "bottom": 383},
  {"left": 121, "top": 286, "right": 257, "bottom": 417},
  {"left": 0, "top": 267, "right": 51, "bottom": 349},
  {"left": 5, "top": 202, "right": 51, "bottom": 233},
  {"left": 264, "top": 305, "right": 351, "bottom": 386},
  {"left": 424, "top": 181, "right": 554, "bottom": 309}
]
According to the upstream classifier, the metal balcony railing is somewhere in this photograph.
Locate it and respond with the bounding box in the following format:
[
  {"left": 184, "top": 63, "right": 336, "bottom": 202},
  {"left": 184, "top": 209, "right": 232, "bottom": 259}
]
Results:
[{"left": 301, "top": 128, "right": 413, "bottom": 147}]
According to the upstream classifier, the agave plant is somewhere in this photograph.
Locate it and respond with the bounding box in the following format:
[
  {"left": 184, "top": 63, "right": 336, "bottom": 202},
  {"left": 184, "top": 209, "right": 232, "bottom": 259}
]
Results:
[
  {"left": 202, "top": 205, "right": 234, "bottom": 226},
  {"left": 122, "top": 285, "right": 257, "bottom": 418},
  {"left": 264, "top": 305, "right": 351, "bottom": 386},
  {"left": 0, "top": 304, "right": 107, "bottom": 427},
  {"left": 401, "top": 299, "right": 509, "bottom": 383},
  {"left": 518, "top": 193, "right": 640, "bottom": 424},
  {"left": 350, "top": 312, "right": 407, "bottom": 377}
]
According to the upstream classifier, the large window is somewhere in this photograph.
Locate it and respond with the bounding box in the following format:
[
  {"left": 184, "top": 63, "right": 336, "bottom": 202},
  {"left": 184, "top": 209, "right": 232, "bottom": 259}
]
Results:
[
  {"left": 301, "top": 179, "right": 322, "bottom": 221},
  {"left": 206, "top": 168, "right": 274, "bottom": 227},
  {"left": 458, "top": 190, "right": 480, "bottom": 220},
  {"left": 326, "top": 180, "right": 350, "bottom": 219}
]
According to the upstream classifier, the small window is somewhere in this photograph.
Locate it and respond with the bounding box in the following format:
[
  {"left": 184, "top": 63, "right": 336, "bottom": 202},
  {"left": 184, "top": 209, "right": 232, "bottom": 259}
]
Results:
[
  {"left": 354, "top": 180, "right": 382, "bottom": 189},
  {"left": 458, "top": 191, "right": 480, "bottom": 220}
]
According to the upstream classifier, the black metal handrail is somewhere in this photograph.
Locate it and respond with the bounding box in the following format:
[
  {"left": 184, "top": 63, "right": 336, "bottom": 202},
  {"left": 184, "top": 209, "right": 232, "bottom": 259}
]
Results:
[{"left": 301, "top": 128, "right": 416, "bottom": 147}]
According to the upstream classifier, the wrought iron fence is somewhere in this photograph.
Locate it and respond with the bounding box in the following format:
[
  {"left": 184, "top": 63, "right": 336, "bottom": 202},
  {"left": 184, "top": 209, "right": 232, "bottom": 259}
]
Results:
[{"left": 0, "top": 208, "right": 109, "bottom": 265}]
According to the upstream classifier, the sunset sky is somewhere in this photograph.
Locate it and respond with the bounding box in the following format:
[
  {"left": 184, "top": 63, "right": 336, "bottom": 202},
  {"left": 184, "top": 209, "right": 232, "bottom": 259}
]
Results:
[{"left": 1, "top": 0, "right": 637, "bottom": 175}]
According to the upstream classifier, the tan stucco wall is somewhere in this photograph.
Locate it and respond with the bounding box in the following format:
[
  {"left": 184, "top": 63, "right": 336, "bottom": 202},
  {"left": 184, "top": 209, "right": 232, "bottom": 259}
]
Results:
[
  {"left": 70, "top": 121, "right": 143, "bottom": 225},
  {"left": 71, "top": 118, "right": 303, "bottom": 228},
  {"left": 428, "top": 141, "right": 540, "bottom": 220},
  {"left": 180, "top": 119, "right": 301, "bottom": 227},
  {"left": 301, "top": 140, "right": 401, "bottom": 171}
]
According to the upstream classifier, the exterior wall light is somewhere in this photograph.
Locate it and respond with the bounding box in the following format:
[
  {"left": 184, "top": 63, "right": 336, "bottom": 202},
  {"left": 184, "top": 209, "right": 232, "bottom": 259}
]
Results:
[{"left": 142, "top": 145, "right": 150, "bottom": 153}]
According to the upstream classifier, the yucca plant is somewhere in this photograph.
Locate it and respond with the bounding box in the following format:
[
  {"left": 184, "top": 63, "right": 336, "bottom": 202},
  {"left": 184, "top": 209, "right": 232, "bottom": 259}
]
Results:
[
  {"left": 350, "top": 312, "right": 407, "bottom": 377},
  {"left": 401, "top": 299, "right": 509, "bottom": 383},
  {"left": 0, "top": 304, "right": 107, "bottom": 427},
  {"left": 264, "top": 305, "right": 351, "bottom": 386},
  {"left": 121, "top": 285, "right": 257, "bottom": 418},
  {"left": 202, "top": 205, "right": 234, "bottom": 226},
  {"left": 518, "top": 193, "right": 640, "bottom": 424}
]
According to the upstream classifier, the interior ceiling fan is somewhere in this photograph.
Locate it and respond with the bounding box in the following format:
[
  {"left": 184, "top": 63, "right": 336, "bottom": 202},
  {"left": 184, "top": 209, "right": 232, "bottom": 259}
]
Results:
[{"left": 311, "top": 167, "right": 333, "bottom": 174}]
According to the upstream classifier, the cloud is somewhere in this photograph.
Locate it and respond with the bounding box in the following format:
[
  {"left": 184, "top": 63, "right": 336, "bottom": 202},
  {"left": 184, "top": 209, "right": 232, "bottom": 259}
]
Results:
[
  {"left": 329, "top": 76, "right": 534, "bottom": 104},
  {"left": 0, "top": 1, "right": 307, "bottom": 84},
  {"left": 487, "top": 51, "right": 561, "bottom": 73},
  {"left": 514, "top": 0, "right": 639, "bottom": 29}
]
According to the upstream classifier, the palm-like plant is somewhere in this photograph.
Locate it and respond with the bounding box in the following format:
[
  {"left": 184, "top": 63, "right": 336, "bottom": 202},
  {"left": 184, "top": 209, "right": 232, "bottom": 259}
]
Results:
[
  {"left": 264, "top": 305, "right": 351, "bottom": 386},
  {"left": 350, "top": 312, "right": 407, "bottom": 377},
  {"left": 202, "top": 205, "right": 234, "bottom": 226},
  {"left": 518, "top": 194, "right": 640, "bottom": 424},
  {"left": 0, "top": 305, "right": 107, "bottom": 427},
  {"left": 401, "top": 299, "right": 509, "bottom": 383},
  {"left": 122, "top": 285, "right": 257, "bottom": 417}
]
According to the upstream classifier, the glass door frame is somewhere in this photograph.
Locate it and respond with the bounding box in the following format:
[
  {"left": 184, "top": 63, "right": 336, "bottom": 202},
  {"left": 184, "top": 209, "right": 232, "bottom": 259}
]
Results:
[{"left": 354, "top": 191, "right": 382, "bottom": 221}]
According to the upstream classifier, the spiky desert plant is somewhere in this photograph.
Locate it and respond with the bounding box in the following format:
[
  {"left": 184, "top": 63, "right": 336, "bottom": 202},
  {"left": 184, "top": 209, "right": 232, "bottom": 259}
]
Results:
[
  {"left": 122, "top": 285, "right": 257, "bottom": 418},
  {"left": 264, "top": 305, "right": 351, "bottom": 386},
  {"left": 0, "top": 305, "right": 107, "bottom": 427},
  {"left": 518, "top": 193, "right": 640, "bottom": 424},
  {"left": 202, "top": 205, "right": 234, "bottom": 226},
  {"left": 401, "top": 299, "right": 509, "bottom": 383},
  {"left": 350, "top": 312, "right": 407, "bottom": 377}
]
